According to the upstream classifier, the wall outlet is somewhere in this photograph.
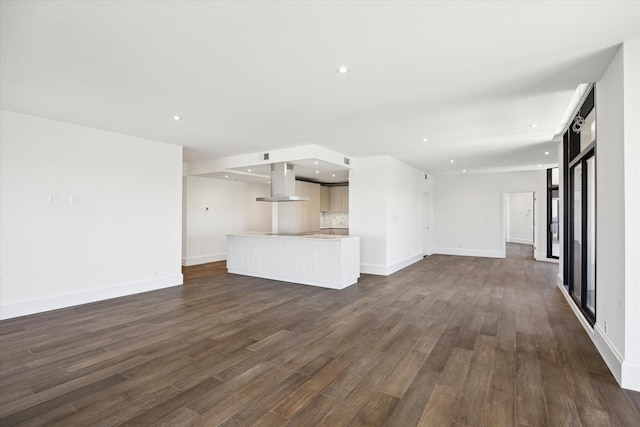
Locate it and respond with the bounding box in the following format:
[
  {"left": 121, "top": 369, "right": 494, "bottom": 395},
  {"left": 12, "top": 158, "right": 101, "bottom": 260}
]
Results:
[
  {"left": 48, "top": 194, "right": 57, "bottom": 204},
  {"left": 70, "top": 195, "right": 79, "bottom": 205}
]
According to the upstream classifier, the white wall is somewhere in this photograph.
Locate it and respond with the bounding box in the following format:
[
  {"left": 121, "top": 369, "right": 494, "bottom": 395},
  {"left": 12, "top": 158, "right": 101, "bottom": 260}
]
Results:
[
  {"left": 622, "top": 38, "right": 640, "bottom": 392},
  {"left": 593, "top": 44, "right": 626, "bottom": 377},
  {"left": 507, "top": 192, "right": 534, "bottom": 245},
  {"left": 433, "top": 171, "right": 548, "bottom": 259},
  {"left": 182, "top": 176, "right": 271, "bottom": 266},
  {"left": 0, "top": 110, "right": 183, "bottom": 319},
  {"left": 386, "top": 157, "right": 428, "bottom": 268},
  {"left": 350, "top": 156, "right": 431, "bottom": 275},
  {"left": 349, "top": 157, "right": 388, "bottom": 273},
  {"left": 558, "top": 39, "right": 640, "bottom": 392}
]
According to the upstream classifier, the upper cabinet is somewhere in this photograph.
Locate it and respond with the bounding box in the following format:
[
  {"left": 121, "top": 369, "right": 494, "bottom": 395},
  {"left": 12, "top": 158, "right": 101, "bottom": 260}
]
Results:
[
  {"left": 330, "top": 186, "right": 348, "bottom": 213},
  {"left": 321, "top": 185, "right": 349, "bottom": 212},
  {"left": 320, "top": 185, "right": 330, "bottom": 212},
  {"left": 277, "top": 181, "right": 320, "bottom": 234}
]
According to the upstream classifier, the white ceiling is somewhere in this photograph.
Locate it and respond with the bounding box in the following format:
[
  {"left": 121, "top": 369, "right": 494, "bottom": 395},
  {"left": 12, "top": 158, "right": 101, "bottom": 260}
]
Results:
[
  {"left": 1, "top": 1, "right": 639, "bottom": 175},
  {"left": 228, "top": 158, "right": 351, "bottom": 184}
]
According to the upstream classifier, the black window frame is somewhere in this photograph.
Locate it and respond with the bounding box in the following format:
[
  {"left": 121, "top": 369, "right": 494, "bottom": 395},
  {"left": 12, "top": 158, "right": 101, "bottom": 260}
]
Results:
[
  {"left": 546, "top": 168, "right": 559, "bottom": 259},
  {"left": 564, "top": 85, "right": 596, "bottom": 326}
]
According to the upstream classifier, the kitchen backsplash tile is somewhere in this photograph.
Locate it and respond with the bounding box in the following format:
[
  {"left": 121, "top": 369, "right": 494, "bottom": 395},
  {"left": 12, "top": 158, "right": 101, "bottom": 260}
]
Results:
[{"left": 320, "top": 212, "right": 349, "bottom": 228}]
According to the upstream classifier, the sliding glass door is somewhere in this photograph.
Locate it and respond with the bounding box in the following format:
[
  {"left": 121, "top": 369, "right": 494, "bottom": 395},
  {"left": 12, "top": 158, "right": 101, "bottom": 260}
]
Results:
[
  {"left": 547, "top": 168, "right": 559, "bottom": 259},
  {"left": 565, "top": 85, "right": 596, "bottom": 325}
]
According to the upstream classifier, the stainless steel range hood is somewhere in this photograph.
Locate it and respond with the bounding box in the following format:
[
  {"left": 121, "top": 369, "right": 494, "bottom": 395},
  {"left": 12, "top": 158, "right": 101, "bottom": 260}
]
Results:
[{"left": 256, "top": 162, "right": 309, "bottom": 202}]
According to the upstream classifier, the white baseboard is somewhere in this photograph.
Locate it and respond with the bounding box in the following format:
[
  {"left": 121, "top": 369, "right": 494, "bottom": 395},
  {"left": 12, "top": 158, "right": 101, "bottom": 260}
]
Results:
[
  {"left": 432, "top": 247, "right": 505, "bottom": 259},
  {"left": 0, "top": 274, "right": 183, "bottom": 320},
  {"left": 228, "top": 269, "right": 356, "bottom": 290},
  {"left": 360, "top": 254, "right": 423, "bottom": 276},
  {"left": 182, "top": 252, "right": 226, "bottom": 266},
  {"left": 360, "top": 263, "right": 389, "bottom": 275},
  {"left": 622, "top": 361, "right": 640, "bottom": 391},
  {"left": 593, "top": 323, "right": 624, "bottom": 385},
  {"left": 556, "top": 279, "right": 627, "bottom": 388},
  {"left": 507, "top": 238, "right": 534, "bottom": 245},
  {"left": 536, "top": 256, "right": 559, "bottom": 263}
]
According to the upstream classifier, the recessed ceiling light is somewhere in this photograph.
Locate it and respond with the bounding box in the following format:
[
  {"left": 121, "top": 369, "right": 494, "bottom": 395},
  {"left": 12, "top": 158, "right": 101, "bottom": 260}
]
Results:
[
  {"left": 450, "top": 159, "right": 454, "bottom": 163},
  {"left": 337, "top": 65, "right": 350, "bottom": 74},
  {"left": 332, "top": 174, "right": 336, "bottom": 177},
  {"left": 315, "top": 170, "right": 320, "bottom": 174},
  {"left": 314, "top": 161, "right": 319, "bottom": 165},
  {"left": 248, "top": 169, "right": 252, "bottom": 172},
  {"left": 538, "top": 165, "right": 542, "bottom": 168},
  {"left": 462, "top": 170, "right": 466, "bottom": 173},
  {"left": 530, "top": 123, "right": 538, "bottom": 128},
  {"left": 224, "top": 175, "right": 229, "bottom": 178},
  {"left": 423, "top": 137, "right": 429, "bottom": 142},
  {"left": 172, "top": 115, "right": 181, "bottom": 121},
  {"left": 544, "top": 151, "right": 550, "bottom": 155}
]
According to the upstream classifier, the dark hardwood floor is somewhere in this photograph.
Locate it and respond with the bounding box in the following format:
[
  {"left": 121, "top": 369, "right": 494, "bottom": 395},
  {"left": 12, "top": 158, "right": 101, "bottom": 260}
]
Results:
[{"left": 1, "top": 244, "right": 639, "bottom": 426}]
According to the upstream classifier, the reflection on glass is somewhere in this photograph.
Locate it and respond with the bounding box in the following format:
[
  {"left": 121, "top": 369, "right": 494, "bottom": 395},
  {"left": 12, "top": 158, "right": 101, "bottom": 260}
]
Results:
[
  {"left": 551, "top": 189, "right": 560, "bottom": 257},
  {"left": 580, "top": 109, "right": 596, "bottom": 152},
  {"left": 573, "top": 164, "right": 582, "bottom": 300},
  {"left": 551, "top": 167, "right": 559, "bottom": 186},
  {"left": 586, "top": 156, "right": 596, "bottom": 312}
]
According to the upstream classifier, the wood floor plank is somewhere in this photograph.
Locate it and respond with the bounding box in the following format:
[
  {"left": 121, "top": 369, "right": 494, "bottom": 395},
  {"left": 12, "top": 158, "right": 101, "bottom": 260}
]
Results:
[
  {"left": 285, "top": 393, "right": 336, "bottom": 426},
  {"left": 0, "top": 373, "right": 128, "bottom": 425},
  {"left": 149, "top": 407, "right": 200, "bottom": 427},
  {"left": 417, "top": 384, "right": 457, "bottom": 426},
  {"left": 216, "top": 372, "right": 310, "bottom": 427},
  {"left": 482, "top": 346, "right": 516, "bottom": 426},
  {"left": 1, "top": 246, "right": 638, "bottom": 426},
  {"left": 350, "top": 391, "right": 399, "bottom": 426},
  {"left": 192, "top": 366, "right": 294, "bottom": 426},
  {"left": 318, "top": 339, "right": 414, "bottom": 427},
  {"left": 378, "top": 350, "right": 427, "bottom": 398},
  {"left": 272, "top": 355, "right": 351, "bottom": 419},
  {"left": 383, "top": 369, "right": 440, "bottom": 427}
]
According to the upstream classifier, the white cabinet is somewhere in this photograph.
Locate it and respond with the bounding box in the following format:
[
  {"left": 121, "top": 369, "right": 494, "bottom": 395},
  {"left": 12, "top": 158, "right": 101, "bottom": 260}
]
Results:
[
  {"left": 300, "top": 181, "right": 321, "bottom": 232},
  {"left": 320, "top": 185, "right": 330, "bottom": 212},
  {"left": 329, "top": 186, "right": 349, "bottom": 213},
  {"left": 320, "top": 185, "right": 348, "bottom": 212},
  {"left": 227, "top": 233, "right": 360, "bottom": 289},
  {"left": 277, "top": 181, "right": 321, "bottom": 234}
]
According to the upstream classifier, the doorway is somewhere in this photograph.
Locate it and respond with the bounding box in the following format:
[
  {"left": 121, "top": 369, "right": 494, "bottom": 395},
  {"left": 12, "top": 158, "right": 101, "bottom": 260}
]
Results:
[{"left": 504, "top": 191, "right": 537, "bottom": 259}]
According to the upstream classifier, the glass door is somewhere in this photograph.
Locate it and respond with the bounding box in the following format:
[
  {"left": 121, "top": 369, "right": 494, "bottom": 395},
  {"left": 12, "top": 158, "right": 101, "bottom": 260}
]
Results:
[
  {"left": 547, "top": 168, "right": 559, "bottom": 259},
  {"left": 565, "top": 85, "right": 596, "bottom": 325}
]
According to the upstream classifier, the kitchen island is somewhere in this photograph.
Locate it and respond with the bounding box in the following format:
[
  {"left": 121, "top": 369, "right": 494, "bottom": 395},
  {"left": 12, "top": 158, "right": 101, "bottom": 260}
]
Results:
[{"left": 227, "top": 232, "right": 360, "bottom": 289}]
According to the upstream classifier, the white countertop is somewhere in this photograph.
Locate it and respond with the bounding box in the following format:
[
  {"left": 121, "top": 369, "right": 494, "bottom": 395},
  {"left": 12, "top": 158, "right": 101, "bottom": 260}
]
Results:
[{"left": 229, "top": 232, "right": 354, "bottom": 240}]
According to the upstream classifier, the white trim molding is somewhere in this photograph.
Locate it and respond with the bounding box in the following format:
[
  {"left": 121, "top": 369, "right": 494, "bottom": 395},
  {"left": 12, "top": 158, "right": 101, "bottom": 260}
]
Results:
[
  {"left": 622, "top": 361, "right": 640, "bottom": 391},
  {"left": 360, "top": 254, "right": 423, "bottom": 276},
  {"left": 182, "top": 252, "right": 226, "bottom": 266},
  {"left": 506, "top": 238, "right": 534, "bottom": 245},
  {"left": 556, "top": 279, "right": 624, "bottom": 387},
  {"left": 432, "top": 247, "right": 505, "bottom": 259},
  {"left": 536, "top": 257, "right": 559, "bottom": 264},
  {"left": 0, "top": 275, "right": 183, "bottom": 320}
]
